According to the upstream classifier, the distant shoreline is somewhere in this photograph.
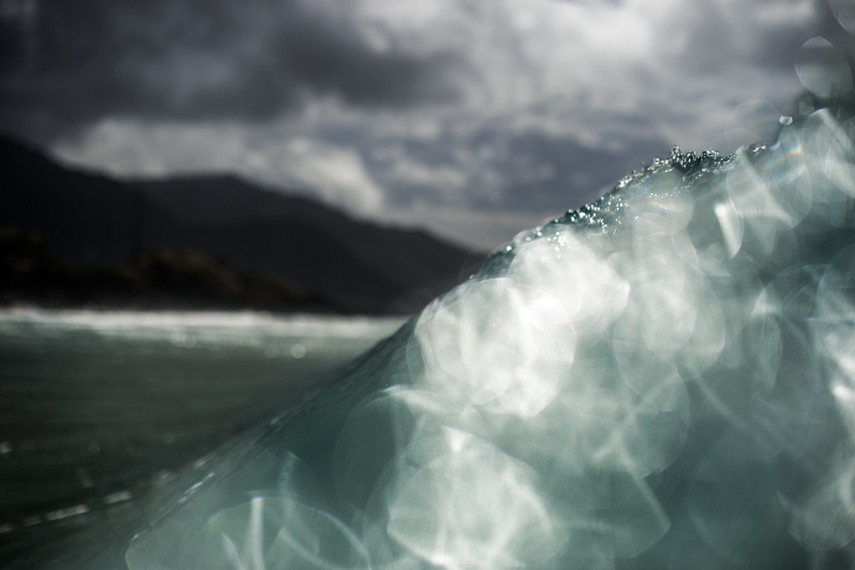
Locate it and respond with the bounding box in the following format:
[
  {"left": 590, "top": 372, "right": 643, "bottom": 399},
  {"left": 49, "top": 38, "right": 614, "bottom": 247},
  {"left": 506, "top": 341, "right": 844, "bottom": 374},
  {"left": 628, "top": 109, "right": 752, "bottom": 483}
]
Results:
[
  {"left": 0, "top": 299, "right": 414, "bottom": 319},
  {"left": 0, "top": 303, "right": 413, "bottom": 320}
]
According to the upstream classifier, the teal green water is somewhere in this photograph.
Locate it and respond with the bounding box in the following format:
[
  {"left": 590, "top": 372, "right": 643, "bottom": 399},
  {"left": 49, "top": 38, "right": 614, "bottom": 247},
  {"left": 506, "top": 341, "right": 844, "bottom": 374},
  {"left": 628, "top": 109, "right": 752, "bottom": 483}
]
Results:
[{"left": 121, "top": 105, "right": 855, "bottom": 570}]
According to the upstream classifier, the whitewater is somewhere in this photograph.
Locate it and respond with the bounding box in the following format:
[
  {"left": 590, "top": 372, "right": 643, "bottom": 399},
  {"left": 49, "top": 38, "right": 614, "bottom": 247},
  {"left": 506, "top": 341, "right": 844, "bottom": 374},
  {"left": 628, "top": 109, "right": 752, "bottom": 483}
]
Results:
[{"left": 103, "top": 98, "right": 855, "bottom": 569}]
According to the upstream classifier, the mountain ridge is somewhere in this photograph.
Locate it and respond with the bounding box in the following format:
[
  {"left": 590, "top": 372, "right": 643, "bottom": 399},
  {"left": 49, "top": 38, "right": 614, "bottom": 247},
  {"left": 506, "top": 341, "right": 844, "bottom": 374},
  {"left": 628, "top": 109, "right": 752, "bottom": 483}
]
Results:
[{"left": 0, "top": 135, "right": 484, "bottom": 314}]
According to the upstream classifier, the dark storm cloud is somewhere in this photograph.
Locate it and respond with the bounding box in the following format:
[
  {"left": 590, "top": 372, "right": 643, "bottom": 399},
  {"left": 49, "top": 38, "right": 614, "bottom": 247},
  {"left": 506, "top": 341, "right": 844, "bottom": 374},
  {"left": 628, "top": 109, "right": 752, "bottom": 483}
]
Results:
[
  {"left": 0, "top": 0, "right": 465, "bottom": 140},
  {"left": 25, "top": 0, "right": 829, "bottom": 248}
]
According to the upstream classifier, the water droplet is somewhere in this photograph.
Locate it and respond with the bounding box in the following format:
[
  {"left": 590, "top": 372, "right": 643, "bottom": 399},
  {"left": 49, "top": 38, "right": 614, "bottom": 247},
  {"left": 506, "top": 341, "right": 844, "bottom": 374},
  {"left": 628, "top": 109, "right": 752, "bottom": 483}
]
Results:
[
  {"left": 794, "top": 36, "right": 852, "bottom": 98},
  {"left": 829, "top": 0, "right": 855, "bottom": 34},
  {"left": 290, "top": 343, "right": 307, "bottom": 359},
  {"left": 726, "top": 100, "right": 780, "bottom": 149}
]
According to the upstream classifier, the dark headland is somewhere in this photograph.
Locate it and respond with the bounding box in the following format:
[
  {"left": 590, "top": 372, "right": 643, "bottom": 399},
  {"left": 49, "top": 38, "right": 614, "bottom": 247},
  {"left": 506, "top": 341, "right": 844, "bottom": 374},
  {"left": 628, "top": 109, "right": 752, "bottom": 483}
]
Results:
[{"left": 0, "top": 136, "right": 485, "bottom": 315}]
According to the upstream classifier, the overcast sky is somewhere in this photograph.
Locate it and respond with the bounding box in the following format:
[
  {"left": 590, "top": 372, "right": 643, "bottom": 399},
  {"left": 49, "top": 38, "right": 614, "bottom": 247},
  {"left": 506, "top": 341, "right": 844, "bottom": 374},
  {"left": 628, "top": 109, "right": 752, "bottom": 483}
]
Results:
[{"left": 0, "top": 0, "right": 838, "bottom": 248}]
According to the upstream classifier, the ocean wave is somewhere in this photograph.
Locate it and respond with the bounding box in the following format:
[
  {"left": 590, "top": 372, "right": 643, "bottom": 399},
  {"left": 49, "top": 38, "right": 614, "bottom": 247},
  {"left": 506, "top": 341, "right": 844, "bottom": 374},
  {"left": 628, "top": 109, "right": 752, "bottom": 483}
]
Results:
[
  {"left": 124, "top": 23, "right": 855, "bottom": 570},
  {"left": 119, "top": 103, "right": 855, "bottom": 569}
]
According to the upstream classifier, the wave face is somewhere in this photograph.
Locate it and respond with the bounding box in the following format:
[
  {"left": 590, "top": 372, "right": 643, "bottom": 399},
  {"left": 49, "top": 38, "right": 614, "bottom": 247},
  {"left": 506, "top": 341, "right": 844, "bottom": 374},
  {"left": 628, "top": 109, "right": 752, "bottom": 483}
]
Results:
[{"left": 124, "top": 107, "right": 855, "bottom": 569}]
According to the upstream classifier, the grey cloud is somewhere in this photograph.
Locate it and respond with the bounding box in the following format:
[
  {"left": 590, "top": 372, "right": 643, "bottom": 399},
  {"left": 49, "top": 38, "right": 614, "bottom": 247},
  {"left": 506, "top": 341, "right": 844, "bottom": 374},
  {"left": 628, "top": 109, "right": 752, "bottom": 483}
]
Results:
[
  {"left": 0, "top": 0, "right": 466, "bottom": 141},
  {"left": 640, "top": 0, "right": 822, "bottom": 74},
  {"left": 21, "top": 0, "right": 832, "bottom": 249},
  {"left": 361, "top": 112, "right": 671, "bottom": 217}
]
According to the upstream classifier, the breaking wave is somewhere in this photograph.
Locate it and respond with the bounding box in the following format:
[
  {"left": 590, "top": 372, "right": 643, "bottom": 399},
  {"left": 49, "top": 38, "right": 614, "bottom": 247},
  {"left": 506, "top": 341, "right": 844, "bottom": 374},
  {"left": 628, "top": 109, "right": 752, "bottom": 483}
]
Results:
[
  {"left": 124, "top": 106, "right": 855, "bottom": 570},
  {"left": 125, "top": 26, "right": 855, "bottom": 570}
]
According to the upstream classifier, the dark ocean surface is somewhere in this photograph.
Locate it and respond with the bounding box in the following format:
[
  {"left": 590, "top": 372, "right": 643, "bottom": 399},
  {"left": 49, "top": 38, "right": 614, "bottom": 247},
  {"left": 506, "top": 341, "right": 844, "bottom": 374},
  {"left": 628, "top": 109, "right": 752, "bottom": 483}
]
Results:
[{"left": 0, "top": 309, "right": 405, "bottom": 569}]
